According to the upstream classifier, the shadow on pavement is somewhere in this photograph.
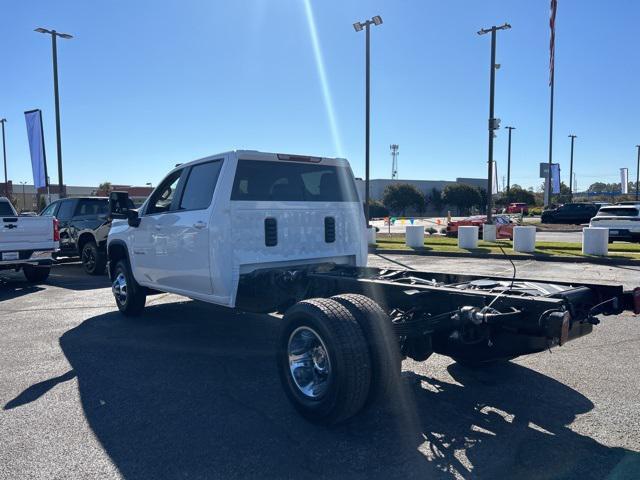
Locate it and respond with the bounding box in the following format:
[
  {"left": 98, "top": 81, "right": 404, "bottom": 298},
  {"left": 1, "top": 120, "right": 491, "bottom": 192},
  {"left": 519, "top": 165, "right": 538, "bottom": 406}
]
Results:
[
  {"left": 8, "top": 300, "right": 638, "bottom": 479},
  {"left": 0, "top": 277, "right": 44, "bottom": 302}
]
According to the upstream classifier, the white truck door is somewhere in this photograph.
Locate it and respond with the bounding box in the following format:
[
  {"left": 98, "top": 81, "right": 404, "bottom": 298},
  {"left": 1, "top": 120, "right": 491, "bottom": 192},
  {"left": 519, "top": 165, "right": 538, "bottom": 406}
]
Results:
[
  {"left": 132, "top": 168, "right": 184, "bottom": 285},
  {"left": 154, "top": 159, "right": 222, "bottom": 295}
]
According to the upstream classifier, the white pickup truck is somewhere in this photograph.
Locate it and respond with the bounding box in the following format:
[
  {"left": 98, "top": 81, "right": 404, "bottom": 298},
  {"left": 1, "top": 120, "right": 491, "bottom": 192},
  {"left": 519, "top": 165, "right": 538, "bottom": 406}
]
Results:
[
  {"left": 107, "top": 150, "right": 639, "bottom": 424},
  {"left": 0, "top": 197, "right": 59, "bottom": 283}
]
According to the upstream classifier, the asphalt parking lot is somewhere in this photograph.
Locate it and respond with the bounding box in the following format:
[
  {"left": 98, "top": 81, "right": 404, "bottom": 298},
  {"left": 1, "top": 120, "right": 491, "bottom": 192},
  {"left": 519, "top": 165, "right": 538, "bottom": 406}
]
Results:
[{"left": 1, "top": 258, "right": 639, "bottom": 479}]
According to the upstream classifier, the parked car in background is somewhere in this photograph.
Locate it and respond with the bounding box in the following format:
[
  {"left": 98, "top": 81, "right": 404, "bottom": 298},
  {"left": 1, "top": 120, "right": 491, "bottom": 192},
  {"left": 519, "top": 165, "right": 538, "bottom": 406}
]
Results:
[
  {"left": 541, "top": 203, "right": 599, "bottom": 224},
  {"left": 446, "top": 214, "right": 515, "bottom": 239},
  {"left": 0, "top": 196, "right": 59, "bottom": 283},
  {"left": 506, "top": 202, "right": 529, "bottom": 214},
  {"left": 40, "top": 196, "right": 126, "bottom": 275},
  {"left": 589, "top": 205, "right": 640, "bottom": 242}
]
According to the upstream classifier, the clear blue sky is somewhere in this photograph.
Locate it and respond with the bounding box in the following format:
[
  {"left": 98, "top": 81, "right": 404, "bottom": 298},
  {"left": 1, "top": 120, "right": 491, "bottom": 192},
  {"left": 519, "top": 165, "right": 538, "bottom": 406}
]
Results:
[{"left": 1, "top": 0, "right": 638, "bottom": 191}]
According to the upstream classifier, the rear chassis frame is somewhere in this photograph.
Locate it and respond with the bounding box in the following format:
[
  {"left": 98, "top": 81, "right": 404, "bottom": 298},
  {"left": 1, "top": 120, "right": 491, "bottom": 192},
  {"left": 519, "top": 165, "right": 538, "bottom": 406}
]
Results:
[{"left": 238, "top": 264, "right": 635, "bottom": 363}]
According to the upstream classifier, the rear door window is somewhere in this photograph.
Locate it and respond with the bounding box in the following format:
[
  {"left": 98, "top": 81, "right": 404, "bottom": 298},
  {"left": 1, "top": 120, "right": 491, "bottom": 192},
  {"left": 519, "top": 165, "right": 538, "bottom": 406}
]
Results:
[
  {"left": 230, "top": 160, "right": 359, "bottom": 202},
  {"left": 179, "top": 160, "right": 223, "bottom": 211},
  {"left": 75, "top": 199, "right": 109, "bottom": 217}
]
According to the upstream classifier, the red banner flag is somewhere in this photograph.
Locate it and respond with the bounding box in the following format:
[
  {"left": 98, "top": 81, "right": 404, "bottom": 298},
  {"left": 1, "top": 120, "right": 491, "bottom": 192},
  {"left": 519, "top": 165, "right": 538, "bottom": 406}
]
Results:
[{"left": 549, "top": 0, "right": 558, "bottom": 86}]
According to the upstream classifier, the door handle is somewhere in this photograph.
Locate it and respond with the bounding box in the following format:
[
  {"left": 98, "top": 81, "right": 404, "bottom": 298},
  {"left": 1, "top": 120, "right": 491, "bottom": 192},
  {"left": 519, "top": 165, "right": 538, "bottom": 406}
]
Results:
[{"left": 193, "top": 221, "right": 207, "bottom": 229}]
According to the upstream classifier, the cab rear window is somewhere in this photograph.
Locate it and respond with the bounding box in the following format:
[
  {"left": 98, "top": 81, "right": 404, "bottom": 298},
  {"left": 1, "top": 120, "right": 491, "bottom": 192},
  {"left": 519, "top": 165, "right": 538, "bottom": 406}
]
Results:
[
  {"left": 0, "top": 202, "right": 15, "bottom": 216},
  {"left": 230, "top": 160, "right": 359, "bottom": 202}
]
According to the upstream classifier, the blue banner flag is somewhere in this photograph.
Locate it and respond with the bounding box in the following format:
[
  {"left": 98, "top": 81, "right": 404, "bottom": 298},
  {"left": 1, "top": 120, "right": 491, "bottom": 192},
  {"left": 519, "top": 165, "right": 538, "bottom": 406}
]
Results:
[
  {"left": 24, "top": 109, "right": 48, "bottom": 189},
  {"left": 551, "top": 163, "right": 560, "bottom": 194}
]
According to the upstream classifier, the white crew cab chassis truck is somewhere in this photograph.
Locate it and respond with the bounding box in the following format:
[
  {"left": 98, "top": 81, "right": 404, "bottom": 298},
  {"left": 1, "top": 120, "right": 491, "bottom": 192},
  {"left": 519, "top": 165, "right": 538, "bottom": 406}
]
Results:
[{"left": 107, "top": 150, "right": 640, "bottom": 424}]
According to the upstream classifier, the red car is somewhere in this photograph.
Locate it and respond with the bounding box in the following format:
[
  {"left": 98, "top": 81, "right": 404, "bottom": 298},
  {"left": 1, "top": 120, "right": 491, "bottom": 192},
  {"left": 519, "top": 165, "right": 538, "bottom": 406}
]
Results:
[
  {"left": 506, "top": 202, "right": 529, "bottom": 214},
  {"left": 446, "top": 215, "right": 515, "bottom": 239}
]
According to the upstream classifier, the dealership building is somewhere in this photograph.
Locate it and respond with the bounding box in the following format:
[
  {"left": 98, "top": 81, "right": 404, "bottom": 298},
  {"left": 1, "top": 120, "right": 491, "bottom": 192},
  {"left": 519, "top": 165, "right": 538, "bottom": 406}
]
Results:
[{"left": 354, "top": 177, "right": 488, "bottom": 215}]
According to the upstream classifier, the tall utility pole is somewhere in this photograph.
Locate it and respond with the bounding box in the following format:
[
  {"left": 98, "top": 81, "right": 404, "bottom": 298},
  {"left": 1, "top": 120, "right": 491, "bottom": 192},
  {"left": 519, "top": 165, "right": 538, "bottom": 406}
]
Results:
[
  {"left": 478, "top": 23, "right": 511, "bottom": 224},
  {"left": 568, "top": 134, "right": 577, "bottom": 201},
  {"left": 390, "top": 144, "right": 399, "bottom": 179},
  {"left": 636, "top": 145, "right": 640, "bottom": 201},
  {"left": 35, "top": 27, "right": 73, "bottom": 199},
  {"left": 353, "top": 15, "right": 383, "bottom": 224},
  {"left": 0, "top": 119, "right": 7, "bottom": 197},
  {"left": 505, "top": 126, "right": 515, "bottom": 195}
]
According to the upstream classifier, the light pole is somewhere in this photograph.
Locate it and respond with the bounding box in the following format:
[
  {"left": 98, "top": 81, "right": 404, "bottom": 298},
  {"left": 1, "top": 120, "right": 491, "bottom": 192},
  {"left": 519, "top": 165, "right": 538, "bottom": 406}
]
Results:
[
  {"left": 353, "top": 15, "right": 383, "bottom": 224},
  {"left": 0, "top": 118, "right": 7, "bottom": 197},
  {"left": 478, "top": 23, "right": 511, "bottom": 224},
  {"left": 568, "top": 134, "right": 577, "bottom": 201},
  {"left": 636, "top": 145, "right": 640, "bottom": 201},
  {"left": 19, "top": 181, "right": 27, "bottom": 212},
  {"left": 35, "top": 27, "right": 73, "bottom": 199},
  {"left": 505, "top": 126, "right": 515, "bottom": 196}
]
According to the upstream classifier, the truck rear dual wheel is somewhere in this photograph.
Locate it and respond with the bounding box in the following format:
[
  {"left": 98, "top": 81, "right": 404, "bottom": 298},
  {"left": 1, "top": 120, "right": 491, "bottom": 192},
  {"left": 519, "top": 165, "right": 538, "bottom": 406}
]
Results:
[
  {"left": 277, "top": 298, "right": 372, "bottom": 425},
  {"left": 330, "top": 294, "right": 401, "bottom": 405},
  {"left": 23, "top": 265, "right": 50, "bottom": 284},
  {"left": 112, "top": 259, "right": 146, "bottom": 316},
  {"left": 278, "top": 296, "right": 401, "bottom": 424}
]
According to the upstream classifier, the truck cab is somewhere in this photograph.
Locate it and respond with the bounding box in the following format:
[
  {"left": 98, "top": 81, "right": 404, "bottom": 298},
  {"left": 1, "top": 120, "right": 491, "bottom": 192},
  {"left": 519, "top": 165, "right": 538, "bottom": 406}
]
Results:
[{"left": 107, "top": 150, "right": 367, "bottom": 309}]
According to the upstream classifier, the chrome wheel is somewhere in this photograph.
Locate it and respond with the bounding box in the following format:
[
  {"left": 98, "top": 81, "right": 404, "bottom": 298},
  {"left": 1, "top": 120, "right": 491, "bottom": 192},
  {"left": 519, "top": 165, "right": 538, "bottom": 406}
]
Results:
[
  {"left": 288, "top": 326, "right": 332, "bottom": 399},
  {"left": 112, "top": 272, "right": 127, "bottom": 305}
]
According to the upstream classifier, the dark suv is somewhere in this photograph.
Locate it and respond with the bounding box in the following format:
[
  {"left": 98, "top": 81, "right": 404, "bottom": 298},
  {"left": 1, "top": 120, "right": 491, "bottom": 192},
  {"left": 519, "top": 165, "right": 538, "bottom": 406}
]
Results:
[
  {"left": 541, "top": 203, "right": 600, "bottom": 225},
  {"left": 40, "top": 197, "right": 112, "bottom": 274}
]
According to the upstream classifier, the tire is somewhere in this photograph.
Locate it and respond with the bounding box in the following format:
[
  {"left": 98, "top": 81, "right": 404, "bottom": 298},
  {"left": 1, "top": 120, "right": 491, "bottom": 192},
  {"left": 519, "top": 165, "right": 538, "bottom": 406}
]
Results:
[
  {"left": 81, "top": 241, "right": 106, "bottom": 275},
  {"left": 330, "top": 294, "right": 401, "bottom": 405},
  {"left": 277, "top": 298, "right": 372, "bottom": 425},
  {"left": 23, "top": 265, "right": 50, "bottom": 284},
  {"left": 112, "top": 259, "right": 146, "bottom": 316}
]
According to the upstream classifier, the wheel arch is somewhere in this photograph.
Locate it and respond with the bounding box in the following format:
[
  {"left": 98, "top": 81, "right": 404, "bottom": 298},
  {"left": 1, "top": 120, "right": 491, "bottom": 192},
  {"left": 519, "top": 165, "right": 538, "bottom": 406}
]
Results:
[
  {"left": 77, "top": 231, "right": 97, "bottom": 256},
  {"left": 107, "top": 240, "right": 130, "bottom": 280}
]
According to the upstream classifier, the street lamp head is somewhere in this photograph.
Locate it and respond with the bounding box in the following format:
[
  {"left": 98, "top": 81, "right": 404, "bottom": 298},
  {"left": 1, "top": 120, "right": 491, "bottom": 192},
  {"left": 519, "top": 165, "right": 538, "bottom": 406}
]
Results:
[
  {"left": 353, "top": 22, "right": 363, "bottom": 32},
  {"left": 372, "top": 15, "right": 383, "bottom": 26},
  {"left": 58, "top": 32, "right": 73, "bottom": 39},
  {"left": 35, "top": 27, "right": 51, "bottom": 34},
  {"left": 0, "top": 118, "right": 6, "bottom": 123}
]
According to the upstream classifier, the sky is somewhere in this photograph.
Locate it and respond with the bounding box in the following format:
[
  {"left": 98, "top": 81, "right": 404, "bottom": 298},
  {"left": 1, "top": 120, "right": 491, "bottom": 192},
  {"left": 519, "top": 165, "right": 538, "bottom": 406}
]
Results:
[{"left": 0, "top": 0, "right": 638, "bottom": 191}]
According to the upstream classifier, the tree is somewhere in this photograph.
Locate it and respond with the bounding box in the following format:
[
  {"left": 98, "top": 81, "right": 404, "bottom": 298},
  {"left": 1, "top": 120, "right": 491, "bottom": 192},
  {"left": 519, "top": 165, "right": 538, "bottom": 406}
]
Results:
[
  {"left": 368, "top": 200, "right": 389, "bottom": 218},
  {"left": 382, "top": 183, "right": 426, "bottom": 216},
  {"left": 496, "top": 185, "right": 536, "bottom": 206},
  {"left": 98, "top": 182, "right": 112, "bottom": 194},
  {"left": 442, "top": 184, "right": 482, "bottom": 215},
  {"left": 429, "top": 188, "right": 445, "bottom": 214}
]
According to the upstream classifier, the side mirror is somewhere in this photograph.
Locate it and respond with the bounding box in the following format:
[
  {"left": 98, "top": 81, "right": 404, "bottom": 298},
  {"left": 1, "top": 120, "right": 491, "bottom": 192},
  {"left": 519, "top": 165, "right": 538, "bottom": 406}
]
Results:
[
  {"left": 109, "top": 191, "right": 130, "bottom": 219},
  {"left": 126, "top": 209, "right": 140, "bottom": 227}
]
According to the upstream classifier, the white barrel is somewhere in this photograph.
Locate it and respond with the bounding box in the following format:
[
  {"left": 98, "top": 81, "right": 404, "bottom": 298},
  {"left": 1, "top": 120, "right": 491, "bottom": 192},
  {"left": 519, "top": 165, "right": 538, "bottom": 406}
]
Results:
[
  {"left": 482, "top": 223, "right": 497, "bottom": 242},
  {"left": 582, "top": 227, "right": 608, "bottom": 256},
  {"left": 405, "top": 225, "right": 425, "bottom": 248},
  {"left": 367, "top": 226, "right": 377, "bottom": 246},
  {"left": 513, "top": 226, "right": 536, "bottom": 253},
  {"left": 458, "top": 226, "right": 479, "bottom": 249}
]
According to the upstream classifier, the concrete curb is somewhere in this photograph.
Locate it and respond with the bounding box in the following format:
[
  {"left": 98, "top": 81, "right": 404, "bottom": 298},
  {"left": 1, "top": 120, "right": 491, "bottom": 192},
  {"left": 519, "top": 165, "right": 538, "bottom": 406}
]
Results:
[{"left": 370, "top": 247, "right": 640, "bottom": 266}]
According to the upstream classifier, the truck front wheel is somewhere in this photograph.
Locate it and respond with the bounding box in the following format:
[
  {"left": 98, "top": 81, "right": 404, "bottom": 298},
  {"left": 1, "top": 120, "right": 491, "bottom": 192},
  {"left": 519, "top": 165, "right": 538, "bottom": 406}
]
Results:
[
  {"left": 112, "top": 259, "right": 146, "bottom": 316},
  {"left": 277, "top": 298, "right": 372, "bottom": 425}
]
